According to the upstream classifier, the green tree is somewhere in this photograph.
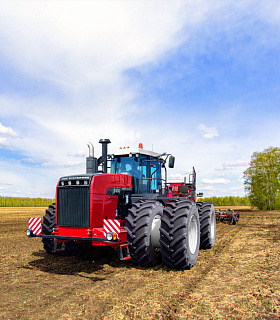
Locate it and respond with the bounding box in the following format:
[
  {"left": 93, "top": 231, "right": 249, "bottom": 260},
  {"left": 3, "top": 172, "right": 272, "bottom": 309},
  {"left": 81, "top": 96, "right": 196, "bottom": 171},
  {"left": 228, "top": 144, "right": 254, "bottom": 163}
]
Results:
[{"left": 244, "top": 147, "right": 280, "bottom": 210}]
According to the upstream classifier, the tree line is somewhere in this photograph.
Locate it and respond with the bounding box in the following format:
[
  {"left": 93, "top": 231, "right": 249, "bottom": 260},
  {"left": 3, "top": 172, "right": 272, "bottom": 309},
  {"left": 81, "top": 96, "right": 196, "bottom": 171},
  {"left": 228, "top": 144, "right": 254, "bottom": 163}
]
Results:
[
  {"left": 244, "top": 147, "right": 280, "bottom": 210},
  {"left": 198, "top": 196, "right": 250, "bottom": 206},
  {"left": 0, "top": 197, "right": 55, "bottom": 207}
]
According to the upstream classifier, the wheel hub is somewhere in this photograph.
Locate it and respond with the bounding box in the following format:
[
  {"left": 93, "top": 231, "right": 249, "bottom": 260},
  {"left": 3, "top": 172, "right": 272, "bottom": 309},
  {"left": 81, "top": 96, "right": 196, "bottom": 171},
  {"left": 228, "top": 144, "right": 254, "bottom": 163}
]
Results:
[
  {"left": 210, "top": 209, "right": 215, "bottom": 239},
  {"left": 151, "top": 215, "right": 161, "bottom": 248},
  {"left": 188, "top": 215, "right": 198, "bottom": 254}
]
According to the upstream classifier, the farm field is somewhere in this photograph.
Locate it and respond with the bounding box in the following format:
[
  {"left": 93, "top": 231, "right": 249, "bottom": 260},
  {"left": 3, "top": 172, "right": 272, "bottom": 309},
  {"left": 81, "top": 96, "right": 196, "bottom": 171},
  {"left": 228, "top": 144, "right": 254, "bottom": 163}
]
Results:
[{"left": 0, "top": 207, "right": 279, "bottom": 319}]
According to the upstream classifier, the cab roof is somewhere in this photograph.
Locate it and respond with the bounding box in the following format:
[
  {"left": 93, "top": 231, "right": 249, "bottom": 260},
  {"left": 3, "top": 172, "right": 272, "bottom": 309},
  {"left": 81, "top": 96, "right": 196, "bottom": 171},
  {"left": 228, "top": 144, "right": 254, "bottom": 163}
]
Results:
[{"left": 112, "top": 147, "right": 162, "bottom": 158}]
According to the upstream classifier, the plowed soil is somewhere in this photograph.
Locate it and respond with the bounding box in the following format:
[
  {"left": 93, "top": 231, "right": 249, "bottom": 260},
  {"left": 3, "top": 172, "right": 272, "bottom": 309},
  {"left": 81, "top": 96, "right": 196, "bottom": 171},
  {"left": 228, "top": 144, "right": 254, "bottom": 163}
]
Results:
[{"left": 0, "top": 207, "right": 279, "bottom": 320}]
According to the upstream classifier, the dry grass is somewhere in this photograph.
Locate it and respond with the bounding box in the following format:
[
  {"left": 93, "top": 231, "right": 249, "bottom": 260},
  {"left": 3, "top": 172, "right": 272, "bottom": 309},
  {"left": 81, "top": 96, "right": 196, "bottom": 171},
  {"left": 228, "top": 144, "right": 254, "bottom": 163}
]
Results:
[{"left": 0, "top": 208, "right": 279, "bottom": 319}]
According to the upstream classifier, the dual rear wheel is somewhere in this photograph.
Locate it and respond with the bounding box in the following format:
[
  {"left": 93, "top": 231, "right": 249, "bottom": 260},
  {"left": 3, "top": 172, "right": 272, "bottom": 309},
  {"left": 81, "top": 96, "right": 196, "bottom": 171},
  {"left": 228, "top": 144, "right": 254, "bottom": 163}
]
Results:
[{"left": 124, "top": 199, "right": 216, "bottom": 269}]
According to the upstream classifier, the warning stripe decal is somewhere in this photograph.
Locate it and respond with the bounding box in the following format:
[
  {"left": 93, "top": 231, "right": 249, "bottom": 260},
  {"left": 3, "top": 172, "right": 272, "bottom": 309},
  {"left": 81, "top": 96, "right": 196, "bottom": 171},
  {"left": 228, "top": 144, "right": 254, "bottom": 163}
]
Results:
[
  {"left": 103, "top": 219, "right": 120, "bottom": 237},
  {"left": 29, "top": 217, "right": 42, "bottom": 235}
]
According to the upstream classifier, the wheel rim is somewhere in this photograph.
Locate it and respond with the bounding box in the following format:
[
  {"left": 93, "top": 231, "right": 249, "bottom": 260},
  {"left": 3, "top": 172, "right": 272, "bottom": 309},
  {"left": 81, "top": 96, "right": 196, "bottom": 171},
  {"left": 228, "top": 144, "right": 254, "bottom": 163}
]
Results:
[
  {"left": 188, "top": 215, "right": 198, "bottom": 254},
  {"left": 210, "top": 209, "right": 215, "bottom": 239},
  {"left": 151, "top": 215, "right": 161, "bottom": 248}
]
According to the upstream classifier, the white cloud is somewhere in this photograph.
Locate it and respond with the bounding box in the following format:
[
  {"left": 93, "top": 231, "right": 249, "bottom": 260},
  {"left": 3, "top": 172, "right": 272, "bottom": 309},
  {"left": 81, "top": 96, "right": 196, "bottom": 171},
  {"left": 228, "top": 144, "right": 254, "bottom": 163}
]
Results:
[
  {"left": 0, "top": 123, "right": 17, "bottom": 137},
  {"left": 226, "top": 160, "right": 248, "bottom": 168},
  {"left": 201, "top": 178, "right": 231, "bottom": 184},
  {"left": 215, "top": 159, "right": 249, "bottom": 171},
  {"left": 229, "top": 186, "right": 244, "bottom": 191},
  {"left": 42, "top": 160, "right": 84, "bottom": 168},
  {"left": 237, "top": 175, "right": 244, "bottom": 183},
  {"left": 0, "top": 123, "right": 18, "bottom": 148},
  {"left": 21, "top": 158, "right": 41, "bottom": 164},
  {"left": 198, "top": 124, "right": 219, "bottom": 139},
  {"left": 0, "top": 137, "right": 9, "bottom": 147},
  {"left": 0, "top": 2, "right": 209, "bottom": 89},
  {"left": 68, "top": 150, "right": 87, "bottom": 158},
  {"left": 199, "top": 185, "right": 216, "bottom": 191},
  {"left": 214, "top": 172, "right": 226, "bottom": 178},
  {"left": 169, "top": 171, "right": 193, "bottom": 181}
]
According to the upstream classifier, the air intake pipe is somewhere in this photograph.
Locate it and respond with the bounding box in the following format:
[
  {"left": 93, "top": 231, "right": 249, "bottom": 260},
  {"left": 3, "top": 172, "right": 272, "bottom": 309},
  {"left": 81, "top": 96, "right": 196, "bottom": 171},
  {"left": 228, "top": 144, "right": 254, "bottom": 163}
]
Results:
[
  {"left": 86, "top": 142, "right": 98, "bottom": 174},
  {"left": 99, "top": 139, "right": 111, "bottom": 173}
]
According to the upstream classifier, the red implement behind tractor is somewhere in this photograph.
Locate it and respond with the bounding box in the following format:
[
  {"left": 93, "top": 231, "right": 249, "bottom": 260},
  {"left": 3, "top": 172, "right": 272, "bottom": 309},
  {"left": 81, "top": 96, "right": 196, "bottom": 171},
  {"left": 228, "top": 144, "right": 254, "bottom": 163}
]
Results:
[
  {"left": 215, "top": 209, "right": 240, "bottom": 225},
  {"left": 167, "top": 169, "right": 204, "bottom": 201},
  {"left": 26, "top": 140, "right": 216, "bottom": 269}
]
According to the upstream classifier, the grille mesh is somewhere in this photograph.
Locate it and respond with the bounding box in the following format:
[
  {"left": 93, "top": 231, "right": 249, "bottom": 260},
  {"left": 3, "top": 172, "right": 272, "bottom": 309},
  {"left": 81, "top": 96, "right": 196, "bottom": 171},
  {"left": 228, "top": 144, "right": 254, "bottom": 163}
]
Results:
[{"left": 57, "top": 187, "right": 90, "bottom": 227}]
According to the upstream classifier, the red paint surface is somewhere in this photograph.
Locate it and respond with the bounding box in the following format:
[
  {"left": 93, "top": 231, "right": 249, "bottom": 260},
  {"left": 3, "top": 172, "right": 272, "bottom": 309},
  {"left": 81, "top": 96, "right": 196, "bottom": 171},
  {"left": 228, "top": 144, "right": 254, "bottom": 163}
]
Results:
[
  {"left": 55, "top": 173, "right": 132, "bottom": 246},
  {"left": 90, "top": 174, "right": 132, "bottom": 227}
]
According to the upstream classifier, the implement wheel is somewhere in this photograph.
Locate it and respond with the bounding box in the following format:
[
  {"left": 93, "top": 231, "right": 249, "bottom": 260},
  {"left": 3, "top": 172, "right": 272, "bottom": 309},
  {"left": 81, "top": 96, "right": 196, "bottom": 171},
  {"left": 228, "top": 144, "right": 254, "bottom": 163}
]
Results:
[
  {"left": 124, "top": 200, "right": 163, "bottom": 266},
  {"left": 231, "top": 215, "right": 237, "bottom": 225},
  {"left": 196, "top": 201, "right": 216, "bottom": 249},
  {"left": 160, "top": 200, "right": 200, "bottom": 269}
]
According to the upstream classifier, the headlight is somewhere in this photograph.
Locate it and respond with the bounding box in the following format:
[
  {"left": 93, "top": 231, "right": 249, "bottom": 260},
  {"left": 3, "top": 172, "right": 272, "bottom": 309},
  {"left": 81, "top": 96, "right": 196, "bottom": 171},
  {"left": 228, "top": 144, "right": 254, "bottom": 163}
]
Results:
[
  {"left": 106, "top": 232, "right": 118, "bottom": 241},
  {"left": 25, "top": 228, "right": 33, "bottom": 237},
  {"left": 106, "top": 233, "right": 113, "bottom": 241}
]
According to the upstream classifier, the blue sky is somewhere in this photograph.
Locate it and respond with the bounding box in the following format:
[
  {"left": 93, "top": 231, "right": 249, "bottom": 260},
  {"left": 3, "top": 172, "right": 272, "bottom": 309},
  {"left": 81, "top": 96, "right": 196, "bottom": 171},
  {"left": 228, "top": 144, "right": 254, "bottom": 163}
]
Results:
[{"left": 0, "top": 1, "right": 280, "bottom": 198}]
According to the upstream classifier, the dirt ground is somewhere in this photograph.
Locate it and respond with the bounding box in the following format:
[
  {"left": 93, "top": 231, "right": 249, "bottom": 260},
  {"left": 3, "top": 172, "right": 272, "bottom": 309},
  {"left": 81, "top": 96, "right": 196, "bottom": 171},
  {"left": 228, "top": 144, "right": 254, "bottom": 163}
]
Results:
[{"left": 0, "top": 207, "right": 279, "bottom": 320}]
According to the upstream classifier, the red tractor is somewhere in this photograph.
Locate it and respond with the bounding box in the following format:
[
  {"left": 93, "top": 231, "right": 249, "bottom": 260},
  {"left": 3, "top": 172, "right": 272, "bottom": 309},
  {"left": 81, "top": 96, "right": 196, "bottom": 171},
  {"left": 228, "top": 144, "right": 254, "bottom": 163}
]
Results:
[{"left": 26, "top": 139, "right": 216, "bottom": 269}]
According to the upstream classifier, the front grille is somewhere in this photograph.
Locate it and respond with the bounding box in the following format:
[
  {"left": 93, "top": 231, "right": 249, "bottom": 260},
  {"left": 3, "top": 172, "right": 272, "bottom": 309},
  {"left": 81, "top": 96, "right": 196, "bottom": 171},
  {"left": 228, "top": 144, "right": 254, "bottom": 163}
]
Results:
[{"left": 57, "top": 186, "right": 90, "bottom": 227}]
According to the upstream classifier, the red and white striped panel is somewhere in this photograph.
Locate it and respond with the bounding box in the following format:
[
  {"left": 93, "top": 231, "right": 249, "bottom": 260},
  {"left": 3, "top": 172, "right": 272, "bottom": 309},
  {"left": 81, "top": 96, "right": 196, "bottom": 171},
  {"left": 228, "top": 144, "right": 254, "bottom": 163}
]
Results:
[
  {"left": 103, "top": 219, "right": 120, "bottom": 237},
  {"left": 28, "top": 217, "right": 42, "bottom": 235}
]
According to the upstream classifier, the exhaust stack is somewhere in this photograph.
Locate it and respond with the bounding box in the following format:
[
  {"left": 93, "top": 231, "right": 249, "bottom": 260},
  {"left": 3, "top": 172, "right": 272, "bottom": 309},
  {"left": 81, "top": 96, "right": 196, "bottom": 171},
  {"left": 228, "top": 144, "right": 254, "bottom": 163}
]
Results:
[
  {"left": 86, "top": 142, "right": 98, "bottom": 174},
  {"left": 99, "top": 139, "right": 111, "bottom": 173}
]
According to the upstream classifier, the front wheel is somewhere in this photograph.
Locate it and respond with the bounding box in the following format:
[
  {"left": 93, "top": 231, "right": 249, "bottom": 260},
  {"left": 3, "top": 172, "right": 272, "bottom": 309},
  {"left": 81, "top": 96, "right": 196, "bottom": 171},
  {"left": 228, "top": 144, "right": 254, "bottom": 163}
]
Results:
[
  {"left": 41, "top": 204, "right": 79, "bottom": 256},
  {"left": 41, "top": 203, "right": 57, "bottom": 254},
  {"left": 124, "top": 200, "right": 163, "bottom": 266}
]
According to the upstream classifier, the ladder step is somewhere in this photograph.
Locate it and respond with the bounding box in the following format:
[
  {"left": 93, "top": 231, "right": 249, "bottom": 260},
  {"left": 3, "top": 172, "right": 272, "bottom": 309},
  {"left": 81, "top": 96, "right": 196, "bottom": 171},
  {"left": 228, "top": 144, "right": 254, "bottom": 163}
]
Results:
[{"left": 117, "top": 244, "right": 131, "bottom": 261}]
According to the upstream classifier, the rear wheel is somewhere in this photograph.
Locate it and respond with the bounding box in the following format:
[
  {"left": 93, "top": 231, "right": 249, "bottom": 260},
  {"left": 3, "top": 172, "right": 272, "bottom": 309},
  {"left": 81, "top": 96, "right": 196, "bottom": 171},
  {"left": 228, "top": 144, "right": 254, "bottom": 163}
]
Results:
[
  {"left": 124, "top": 200, "right": 163, "bottom": 266},
  {"left": 231, "top": 215, "right": 237, "bottom": 225},
  {"left": 197, "top": 201, "right": 216, "bottom": 249},
  {"left": 160, "top": 200, "right": 200, "bottom": 269}
]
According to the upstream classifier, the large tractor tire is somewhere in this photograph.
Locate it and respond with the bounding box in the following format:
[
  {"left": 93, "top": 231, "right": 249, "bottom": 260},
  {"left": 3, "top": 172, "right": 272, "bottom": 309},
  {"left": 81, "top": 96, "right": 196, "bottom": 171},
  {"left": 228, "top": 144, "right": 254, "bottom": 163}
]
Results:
[
  {"left": 196, "top": 201, "right": 216, "bottom": 249},
  {"left": 124, "top": 200, "right": 163, "bottom": 266},
  {"left": 160, "top": 199, "right": 200, "bottom": 269},
  {"left": 41, "top": 203, "right": 78, "bottom": 256},
  {"left": 41, "top": 203, "right": 57, "bottom": 254}
]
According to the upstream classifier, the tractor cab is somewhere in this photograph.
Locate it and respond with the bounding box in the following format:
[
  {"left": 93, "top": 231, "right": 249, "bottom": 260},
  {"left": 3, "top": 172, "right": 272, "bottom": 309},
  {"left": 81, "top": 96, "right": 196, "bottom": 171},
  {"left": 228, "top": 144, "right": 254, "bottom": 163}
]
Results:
[{"left": 110, "top": 145, "right": 166, "bottom": 194}]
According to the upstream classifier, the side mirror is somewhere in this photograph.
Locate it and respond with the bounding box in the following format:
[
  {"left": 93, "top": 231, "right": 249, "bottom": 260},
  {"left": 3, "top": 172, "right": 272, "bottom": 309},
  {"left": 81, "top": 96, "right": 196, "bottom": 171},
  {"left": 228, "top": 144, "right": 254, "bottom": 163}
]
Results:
[
  {"left": 197, "top": 193, "right": 204, "bottom": 197},
  {"left": 168, "top": 156, "right": 175, "bottom": 168}
]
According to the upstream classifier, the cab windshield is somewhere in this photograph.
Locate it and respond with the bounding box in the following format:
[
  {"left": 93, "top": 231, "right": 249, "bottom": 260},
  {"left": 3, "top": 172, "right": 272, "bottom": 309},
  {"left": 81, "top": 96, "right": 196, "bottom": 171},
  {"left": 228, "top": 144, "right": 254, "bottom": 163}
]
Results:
[{"left": 111, "top": 154, "right": 162, "bottom": 194}]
